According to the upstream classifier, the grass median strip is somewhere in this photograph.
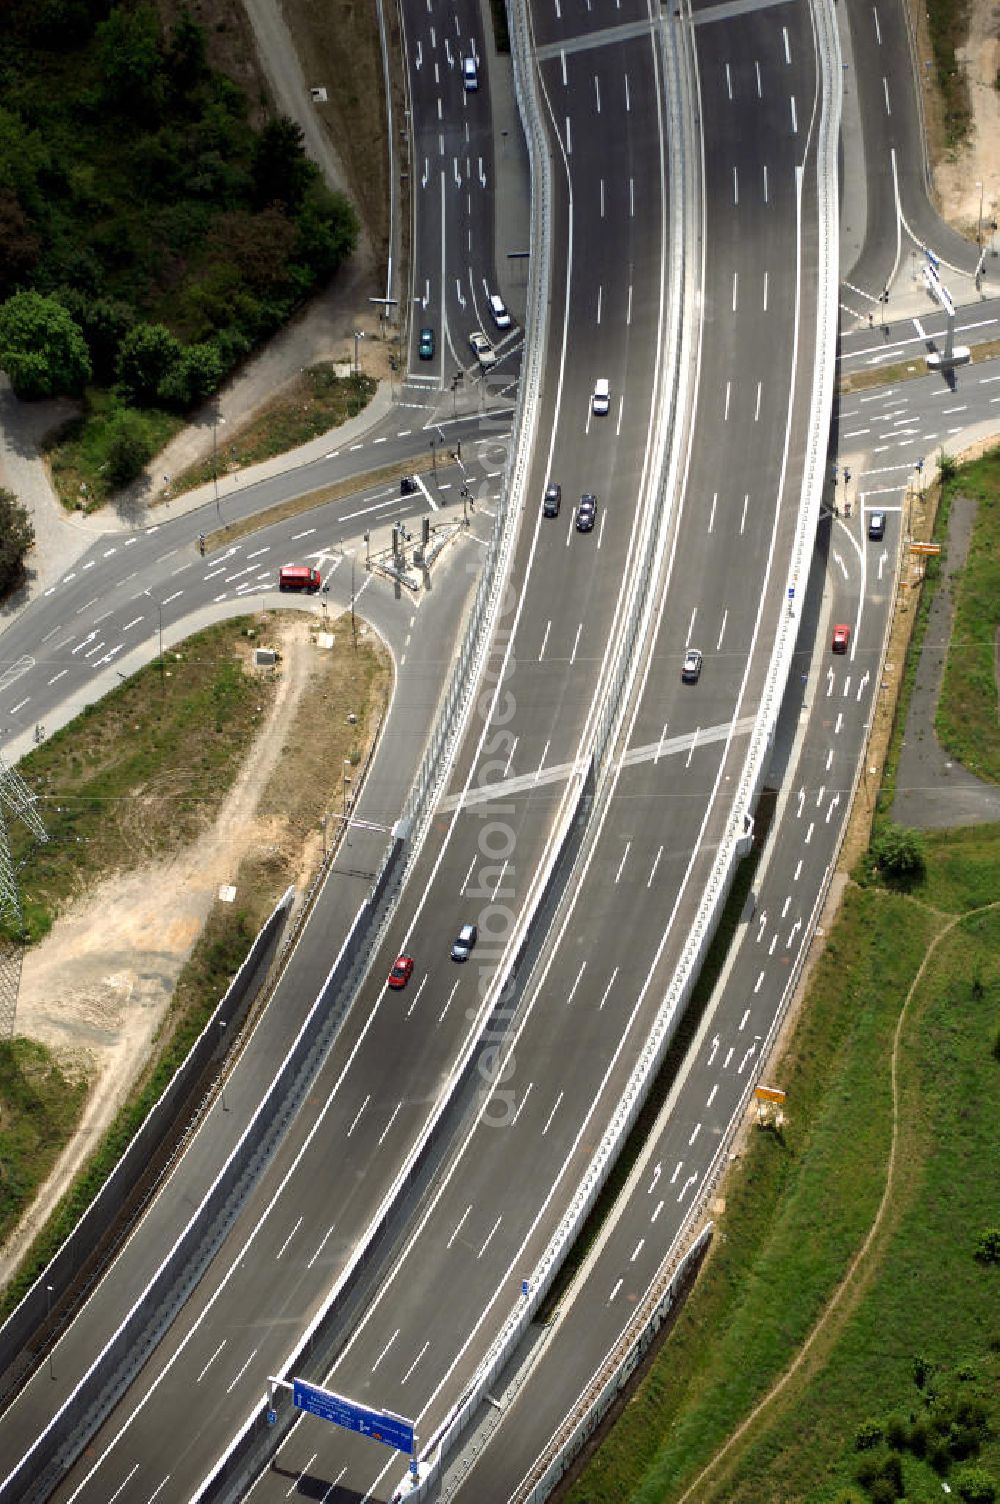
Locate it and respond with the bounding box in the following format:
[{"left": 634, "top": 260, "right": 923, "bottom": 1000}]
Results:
[{"left": 202, "top": 450, "right": 439, "bottom": 553}]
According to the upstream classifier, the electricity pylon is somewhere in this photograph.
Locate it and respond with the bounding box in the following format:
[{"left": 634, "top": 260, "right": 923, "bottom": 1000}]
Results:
[{"left": 0, "top": 751, "right": 48, "bottom": 1037}]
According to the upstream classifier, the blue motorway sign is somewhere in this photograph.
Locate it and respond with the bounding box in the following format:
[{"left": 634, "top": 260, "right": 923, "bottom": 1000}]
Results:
[{"left": 292, "top": 1378, "right": 415, "bottom": 1454}]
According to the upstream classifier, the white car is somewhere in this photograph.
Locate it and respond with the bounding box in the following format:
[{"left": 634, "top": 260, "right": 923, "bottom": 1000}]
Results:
[
  {"left": 489, "top": 292, "right": 512, "bottom": 329},
  {"left": 682, "top": 648, "right": 703, "bottom": 683},
  {"left": 469, "top": 329, "right": 497, "bottom": 368},
  {"left": 592, "top": 377, "right": 610, "bottom": 415},
  {"left": 463, "top": 56, "right": 479, "bottom": 91}
]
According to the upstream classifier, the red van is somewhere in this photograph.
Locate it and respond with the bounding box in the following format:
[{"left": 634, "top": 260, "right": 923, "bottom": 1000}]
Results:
[{"left": 279, "top": 565, "right": 321, "bottom": 592}]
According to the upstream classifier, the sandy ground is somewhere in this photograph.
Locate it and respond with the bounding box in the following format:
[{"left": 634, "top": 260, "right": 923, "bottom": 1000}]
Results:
[
  {"left": 0, "top": 620, "right": 314, "bottom": 1284},
  {"left": 927, "top": 0, "right": 1000, "bottom": 239}
]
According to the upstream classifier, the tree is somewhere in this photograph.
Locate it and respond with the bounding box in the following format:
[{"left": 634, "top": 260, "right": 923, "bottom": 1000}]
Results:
[
  {"left": 252, "top": 116, "right": 313, "bottom": 211},
  {"left": 167, "top": 8, "right": 207, "bottom": 92},
  {"left": 97, "top": 4, "right": 165, "bottom": 116},
  {"left": 871, "top": 823, "right": 926, "bottom": 881},
  {"left": 0, "top": 189, "right": 40, "bottom": 296},
  {"left": 157, "top": 341, "right": 223, "bottom": 409},
  {"left": 0, "top": 289, "right": 91, "bottom": 398},
  {"left": 293, "top": 185, "right": 358, "bottom": 280},
  {"left": 104, "top": 409, "right": 153, "bottom": 488},
  {"left": 58, "top": 291, "right": 136, "bottom": 384},
  {"left": 0, "top": 488, "right": 34, "bottom": 594},
  {"left": 115, "top": 322, "right": 181, "bottom": 405}
]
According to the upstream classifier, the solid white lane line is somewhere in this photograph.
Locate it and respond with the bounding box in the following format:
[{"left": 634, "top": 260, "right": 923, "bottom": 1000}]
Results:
[
  {"left": 307, "top": 1224, "right": 336, "bottom": 1269},
  {"left": 438, "top": 980, "right": 461, "bottom": 1024},
  {"left": 565, "top": 963, "right": 587, "bottom": 1007},
  {"left": 226, "top": 1348, "right": 257, "bottom": 1393},
  {"left": 597, "top": 968, "right": 618, "bottom": 1011},
  {"left": 400, "top": 1341, "right": 430, "bottom": 1385},
  {"left": 477, "top": 1215, "right": 502, "bottom": 1259},
  {"left": 446, "top": 1206, "right": 472, "bottom": 1250},
  {"left": 275, "top": 1217, "right": 303, "bottom": 1260},
  {"left": 371, "top": 1329, "right": 399, "bottom": 1374},
  {"left": 541, "top": 1092, "right": 563, "bottom": 1135},
  {"left": 345, "top": 1095, "right": 370, "bottom": 1137},
  {"left": 196, "top": 1341, "right": 226, "bottom": 1383}
]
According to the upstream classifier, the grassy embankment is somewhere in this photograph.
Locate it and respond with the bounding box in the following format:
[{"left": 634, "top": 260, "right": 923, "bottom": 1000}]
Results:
[
  {"left": 559, "top": 458, "right": 1000, "bottom": 1501},
  {"left": 0, "top": 612, "right": 389, "bottom": 1316}
]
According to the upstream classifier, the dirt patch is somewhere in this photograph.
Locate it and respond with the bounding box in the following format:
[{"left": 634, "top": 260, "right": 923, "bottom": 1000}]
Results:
[
  {"left": 914, "top": 0, "right": 1000, "bottom": 237},
  {"left": 2, "top": 615, "right": 390, "bottom": 1284},
  {"left": 280, "top": 0, "right": 392, "bottom": 264}
]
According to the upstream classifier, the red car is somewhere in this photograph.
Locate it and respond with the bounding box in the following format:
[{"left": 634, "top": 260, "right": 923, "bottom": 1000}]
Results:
[
  {"left": 831, "top": 623, "right": 851, "bottom": 653},
  {"left": 387, "top": 955, "right": 414, "bottom": 989}
]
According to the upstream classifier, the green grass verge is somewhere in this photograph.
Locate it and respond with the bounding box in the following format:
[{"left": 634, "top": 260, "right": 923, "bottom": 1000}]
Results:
[
  {"left": 563, "top": 884, "right": 944, "bottom": 1504},
  {"left": 170, "top": 368, "right": 377, "bottom": 497},
  {"left": 5, "top": 618, "right": 272, "bottom": 945},
  {"left": 0, "top": 1040, "right": 89, "bottom": 1252},
  {"left": 935, "top": 444, "right": 1000, "bottom": 784},
  {"left": 926, "top": 0, "right": 973, "bottom": 146},
  {"left": 46, "top": 391, "right": 184, "bottom": 513}
]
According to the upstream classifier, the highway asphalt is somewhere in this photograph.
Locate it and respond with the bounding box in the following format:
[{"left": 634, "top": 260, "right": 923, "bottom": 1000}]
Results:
[
  {"left": 3, "top": 0, "right": 686, "bottom": 1494},
  {"left": 240, "top": 0, "right": 834, "bottom": 1496},
  {"left": 2, "top": 0, "right": 992, "bottom": 1497}
]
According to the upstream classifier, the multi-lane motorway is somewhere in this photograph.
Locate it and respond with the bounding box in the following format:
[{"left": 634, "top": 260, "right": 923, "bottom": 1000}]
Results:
[{"left": 0, "top": 0, "right": 995, "bottom": 1497}]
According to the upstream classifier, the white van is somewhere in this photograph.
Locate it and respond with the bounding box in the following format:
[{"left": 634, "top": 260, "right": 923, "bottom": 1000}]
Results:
[
  {"left": 463, "top": 56, "right": 479, "bottom": 91},
  {"left": 489, "top": 293, "right": 512, "bottom": 329},
  {"left": 592, "top": 378, "right": 610, "bottom": 415}
]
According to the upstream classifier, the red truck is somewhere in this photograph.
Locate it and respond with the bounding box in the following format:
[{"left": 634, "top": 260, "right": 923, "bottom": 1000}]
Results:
[{"left": 278, "top": 565, "right": 322, "bottom": 592}]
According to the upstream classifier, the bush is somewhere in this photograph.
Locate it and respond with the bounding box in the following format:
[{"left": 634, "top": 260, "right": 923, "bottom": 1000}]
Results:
[
  {"left": 908, "top": 1418, "right": 929, "bottom": 1457},
  {"left": 938, "top": 449, "right": 959, "bottom": 483},
  {"left": 0, "top": 289, "right": 91, "bottom": 398},
  {"left": 856, "top": 1419, "right": 885, "bottom": 1451},
  {"left": 871, "top": 824, "right": 926, "bottom": 881},
  {"left": 954, "top": 1465, "right": 997, "bottom": 1504},
  {"left": 0, "top": 488, "right": 34, "bottom": 593},
  {"left": 885, "top": 1414, "right": 908, "bottom": 1450},
  {"left": 104, "top": 408, "right": 153, "bottom": 486},
  {"left": 974, "top": 1227, "right": 1000, "bottom": 1263}
]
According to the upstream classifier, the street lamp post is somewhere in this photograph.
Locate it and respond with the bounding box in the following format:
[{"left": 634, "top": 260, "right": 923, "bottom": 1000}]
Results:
[
  {"left": 343, "top": 762, "right": 352, "bottom": 844},
  {"left": 157, "top": 601, "right": 164, "bottom": 695},
  {"left": 976, "top": 180, "right": 984, "bottom": 246},
  {"left": 351, "top": 553, "right": 357, "bottom": 651},
  {"left": 353, "top": 330, "right": 365, "bottom": 375},
  {"left": 430, "top": 436, "right": 437, "bottom": 475}
]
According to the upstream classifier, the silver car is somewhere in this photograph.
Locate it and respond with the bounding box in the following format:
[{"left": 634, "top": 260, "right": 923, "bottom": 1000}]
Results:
[{"left": 451, "top": 922, "right": 478, "bottom": 961}]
